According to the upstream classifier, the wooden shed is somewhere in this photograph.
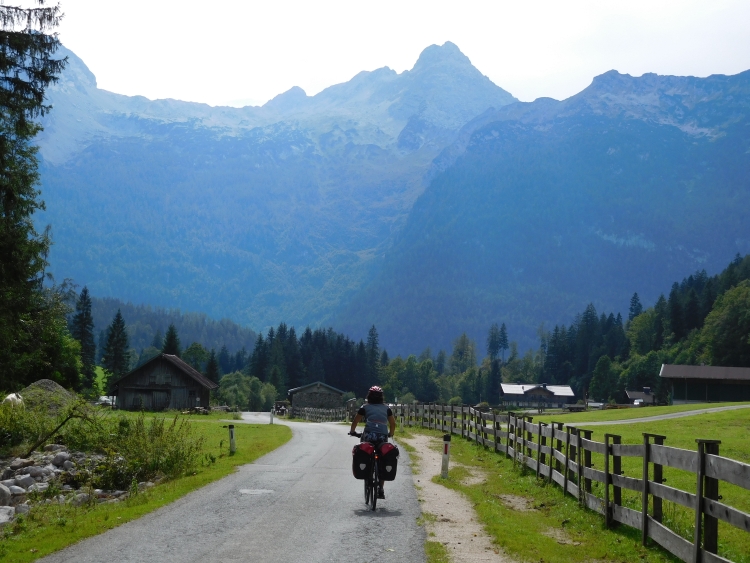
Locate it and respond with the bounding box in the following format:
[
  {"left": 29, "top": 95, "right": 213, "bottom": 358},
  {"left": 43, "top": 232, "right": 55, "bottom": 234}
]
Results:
[
  {"left": 500, "top": 383, "right": 575, "bottom": 409},
  {"left": 660, "top": 364, "right": 750, "bottom": 404},
  {"left": 110, "top": 353, "right": 219, "bottom": 411},
  {"left": 287, "top": 381, "right": 345, "bottom": 409}
]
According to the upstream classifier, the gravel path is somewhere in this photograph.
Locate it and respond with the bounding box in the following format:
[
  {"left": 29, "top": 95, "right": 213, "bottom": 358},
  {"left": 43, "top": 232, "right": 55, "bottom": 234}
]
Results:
[
  {"left": 39, "top": 414, "right": 425, "bottom": 563},
  {"left": 566, "top": 403, "right": 750, "bottom": 426}
]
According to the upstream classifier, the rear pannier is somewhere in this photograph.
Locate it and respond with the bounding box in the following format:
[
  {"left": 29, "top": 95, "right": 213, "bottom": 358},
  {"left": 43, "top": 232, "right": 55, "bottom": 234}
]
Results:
[
  {"left": 377, "top": 442, "right": 399, "bottom": 481},
  {"left": 352, "top": 442, "right": 375, "bottom": 479}
]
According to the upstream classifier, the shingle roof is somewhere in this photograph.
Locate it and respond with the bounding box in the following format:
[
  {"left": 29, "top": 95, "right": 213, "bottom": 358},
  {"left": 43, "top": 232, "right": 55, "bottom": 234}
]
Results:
[
  {"left": 625, "top": 390, "right": 656, "bottom": 402},
  {"left": 500, "top": 384, "right": 575, "bottom": 397},
  {"left": 110, "top": 353, "right": 219, "bottom": 390},
  {"left": 287, "top": 381, "right": 346, "bottom": 395},
  {"left": 660, "top": 364, "right": 750, "bottom": 381}
]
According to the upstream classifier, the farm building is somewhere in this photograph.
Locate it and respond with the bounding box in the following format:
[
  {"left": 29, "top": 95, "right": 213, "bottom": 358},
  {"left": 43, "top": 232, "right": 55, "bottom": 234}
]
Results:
[
  {"left": 110, "top": 353, "right": 218, "bottom": 411},
  {"left": 287, "top": 381, "right": 345, "bottom": 409},
  {"left": 625, "top": 387, "right": 657, "bottom": 405},
  {"left": 660, "top": 364, "right": 750, "bottom": 404},
  {"left": 500, "top": 383, "right": 575, "bottom": 409}
]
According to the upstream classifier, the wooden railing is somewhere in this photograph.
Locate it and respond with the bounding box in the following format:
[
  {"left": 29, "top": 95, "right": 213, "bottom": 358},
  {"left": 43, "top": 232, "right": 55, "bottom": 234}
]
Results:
[
  {"left": 393, "top": 403, "right": 750, "bottom": 563},
  {"left": 291, "top": 406, "right": 347, "bottom": 422}
]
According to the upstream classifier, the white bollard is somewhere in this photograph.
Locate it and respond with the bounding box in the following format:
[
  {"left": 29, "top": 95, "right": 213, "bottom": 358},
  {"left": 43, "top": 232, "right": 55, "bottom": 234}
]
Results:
[
  {"left": 441, "top": 433, "right": 451, "bottom": 478},
  {"left": 270, "top": 408, "right": 274, "bottom": 425},
  {"left": 228, "top": 424, "right": 236, "bottom": 454}
]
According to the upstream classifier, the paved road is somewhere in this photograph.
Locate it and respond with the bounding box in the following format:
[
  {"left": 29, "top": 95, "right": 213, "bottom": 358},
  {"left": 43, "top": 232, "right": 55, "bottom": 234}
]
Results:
[
  {"left": 566, "top": 403, "right": 750, "bottom": 426},
  {"left": 40, "top": 414, "right": 425, "bottom": 563}
]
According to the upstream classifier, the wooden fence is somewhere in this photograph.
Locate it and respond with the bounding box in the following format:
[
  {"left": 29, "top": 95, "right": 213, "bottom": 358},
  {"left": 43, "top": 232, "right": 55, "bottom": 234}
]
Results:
[
  {"left": 393, "top": 403, "right": 750, "bottom": 563},
  {"left": 291, "top": 406, "right": 347, "bottom": 422}
]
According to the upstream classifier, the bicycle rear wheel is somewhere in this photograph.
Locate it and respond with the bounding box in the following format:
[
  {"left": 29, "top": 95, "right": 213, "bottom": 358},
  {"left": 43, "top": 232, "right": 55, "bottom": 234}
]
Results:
[
  {"left": 364, "top": 474, "right": 371, "bottom": 504},
  {"left": 370, "top": 461, "right": 379, "bottom": 511}
]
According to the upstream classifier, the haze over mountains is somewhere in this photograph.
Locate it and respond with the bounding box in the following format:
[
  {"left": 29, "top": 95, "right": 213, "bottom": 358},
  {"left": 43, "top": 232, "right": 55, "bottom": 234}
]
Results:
[{"left": 36, "top": 42, "right": 750, "bottom": 355}]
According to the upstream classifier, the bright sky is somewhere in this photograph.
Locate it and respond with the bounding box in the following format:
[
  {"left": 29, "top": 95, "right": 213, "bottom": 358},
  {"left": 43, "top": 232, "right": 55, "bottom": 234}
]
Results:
[{"left": 54, "top": 0, "right": 750, "bottom": 107}]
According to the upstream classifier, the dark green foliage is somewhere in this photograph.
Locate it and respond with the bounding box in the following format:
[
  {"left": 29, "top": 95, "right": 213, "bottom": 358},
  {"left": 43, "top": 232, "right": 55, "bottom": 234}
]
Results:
[
  {"left": 628, "top": 293, "right": 643, "bottom": 321},
  {"left": 218, "top": 345, "right": 231, "bottom": 375},
  {"left": 162, "top": 323, "right": 181, "bottom": 357},
  {"left": 204, "top": 349, "right": 220, "bottom": 385},
  {"left": 70, "top": 287, "right": 96, "bottom": 393},
  {"left": 699, "top": 281, "right": 750, "bottom": 366},
  {"left": 449, "top": 333, "right": 476, "bottom": 375},
  {"left": 0, "top": 1, "right": 77, "bottom": 391},
  {"left": 182, "top": 342, "right": 209, "bottom": 371},
  {"left": 589, "top": 356, "right": 618, "bottom": 402},
  {"left": 487, "top": 323, "right": 501, "bottom": 361},
  {"left": 101, "top": 310, "right": 129, "bottom": 389}
]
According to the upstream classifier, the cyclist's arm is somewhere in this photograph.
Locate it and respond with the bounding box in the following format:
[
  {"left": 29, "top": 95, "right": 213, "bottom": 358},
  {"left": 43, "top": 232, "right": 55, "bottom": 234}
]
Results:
[
  {"left": 350, "top": 413, "right": 364, "bottom": 434},
  {"left": 388, "top": 414, "right": 396, "bottom": 437}
]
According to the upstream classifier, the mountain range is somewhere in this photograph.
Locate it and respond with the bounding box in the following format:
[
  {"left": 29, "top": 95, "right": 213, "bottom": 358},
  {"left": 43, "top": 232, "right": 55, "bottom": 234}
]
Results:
[{"left": 36, "top": 42, "right": 750, "bottom": 355}]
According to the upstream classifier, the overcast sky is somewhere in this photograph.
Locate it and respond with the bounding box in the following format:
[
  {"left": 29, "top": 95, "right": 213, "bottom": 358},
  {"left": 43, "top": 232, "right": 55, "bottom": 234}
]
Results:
[{"left": 55, "top": 0, "right": 750, "bottom": 107}]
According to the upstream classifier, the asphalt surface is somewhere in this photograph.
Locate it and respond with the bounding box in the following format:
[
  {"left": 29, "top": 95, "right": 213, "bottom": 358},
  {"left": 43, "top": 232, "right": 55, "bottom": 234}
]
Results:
[
  {"left": 565, "top": 403, "right": 750, "bottom": 426},
  {"left": 40, "top": 413, "right": 425, "bottom": 563}
]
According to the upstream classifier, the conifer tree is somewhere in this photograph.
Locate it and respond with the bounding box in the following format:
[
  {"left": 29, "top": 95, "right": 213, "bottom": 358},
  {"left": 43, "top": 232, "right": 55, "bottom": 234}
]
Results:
[
  {"left": 486, "top": 323, "right": 501, "bottom": 361},
  {"left": 0, "top": 1, "right": 73, "bottom": 390},
  {"left": 205, "top": 348, "right": 220, "bottom": 385},
  {"left": 102, "top": 309, "right": 130, "bottom": 389},
  {"left": 628, "top": 293, "right": 643, "bottom": 321},
  {"left": 218, "top": 344, "right": 231, "bottom": 374},
  {"left": 70, "top": 286, "right": 96, "bottom": 392},
  {"left": 498, "top": 324, "right": 509, "bottom": 362},
  {"left": 366, "top": 325, "right": 380, "bottom": 381},
  {"left": 162, "top": 323, "right": 181, "bottom": 356},
  {"left": 151, "top": 329, "right": 164, "bottom": 349}
]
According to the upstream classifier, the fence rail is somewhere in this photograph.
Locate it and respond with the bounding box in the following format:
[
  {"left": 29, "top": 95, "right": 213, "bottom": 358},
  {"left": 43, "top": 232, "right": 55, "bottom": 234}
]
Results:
[
  {"left": 291, "top": 406, "right": 346, "bottom": 422},
  {"left": 393, "top": 403, "right": 750, "bottom": 563}
]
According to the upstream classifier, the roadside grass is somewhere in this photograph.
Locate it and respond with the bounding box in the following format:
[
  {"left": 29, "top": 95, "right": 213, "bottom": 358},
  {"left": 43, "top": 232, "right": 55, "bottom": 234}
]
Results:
[
  {"left": 532, "top": 402, "right": 750, "bottom": 424},
  {"left": 410, "top": 427, "right": 680, "bottom": 563},
  {"left": 0, "top": 420, "right": 291, "bottom": 563}
]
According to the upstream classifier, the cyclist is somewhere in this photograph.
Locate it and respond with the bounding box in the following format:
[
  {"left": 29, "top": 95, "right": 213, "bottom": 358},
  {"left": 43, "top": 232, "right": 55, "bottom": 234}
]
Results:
[{"left": 349, "top": 385, "right": 396, "bottom": 499}]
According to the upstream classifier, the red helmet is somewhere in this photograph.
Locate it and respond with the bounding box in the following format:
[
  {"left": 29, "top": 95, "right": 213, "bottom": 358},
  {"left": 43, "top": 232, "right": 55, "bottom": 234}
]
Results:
[{"left": 368, "top": 385, "right": 383, "bottom": 394}]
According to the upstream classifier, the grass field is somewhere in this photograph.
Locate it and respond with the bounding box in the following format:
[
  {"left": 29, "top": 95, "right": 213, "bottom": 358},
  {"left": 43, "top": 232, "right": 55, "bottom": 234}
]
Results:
[
  {"left": 531, "top": 402, "right": 750, "bottom": 424},
  {"left": 0, "top": 416, "right": 291, "bottom": 563},
  {"left": 401, "top": 404, "right": 750, "bottom": 563}
]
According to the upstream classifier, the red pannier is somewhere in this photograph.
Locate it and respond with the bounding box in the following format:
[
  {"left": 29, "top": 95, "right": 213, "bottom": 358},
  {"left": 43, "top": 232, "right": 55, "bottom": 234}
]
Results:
[
  {"left": 377, "top": 442, "right": 400, "bottom": 481},
  {"left": 352, "top": 442, "right": 375, "bottom": 479}
]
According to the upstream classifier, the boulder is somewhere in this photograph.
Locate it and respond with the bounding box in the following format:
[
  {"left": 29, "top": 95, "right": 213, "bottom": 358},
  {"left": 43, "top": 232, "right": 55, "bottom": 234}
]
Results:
[
  {"left": 70, "top": 493, "right": 89, "bottom": 506},
  {"left": 15, "top": 475, "right": 35, "bottom": 489},
  {"left": 27, "top": 466, "right": 44, "bottom": 479},
  {"left": 27, "top": 482, "right": 48, "bottom": 493},
  {"left": 52, "top": 452, "right": 71, "bottom": 467},
  {"left": 9, "top": 458, "right": 33, "bottom": 471},
  {"left": 0, "top": 484, "right": 10, "bottom": 505},
  {"left": 15, "top": 504, "right": 29, "bottom": 515},
  {"left": 0, "top": 506, "right": 14, "bottom": 527},
  {"left": 43, "top": 444, "right": 66, "bottom": 452},
  {"left": 0, "top": 479, "right": 15, "bottom": 488},
  {"left": 63, "top": 460, "right": 75, "bottom": 470}
]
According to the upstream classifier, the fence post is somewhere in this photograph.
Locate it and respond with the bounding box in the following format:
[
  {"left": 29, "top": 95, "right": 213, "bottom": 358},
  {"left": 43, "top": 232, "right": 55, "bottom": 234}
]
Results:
[
  {"left": 563, "top": 426, "right": 571, "bottom": 497},
  {"left": 612, "top": 434, "right": 622, "bottom": 507},
  {"left": 551, "top": 422, "right": 563, "bottom": 475},
  {"left": 493, "top": 412, "right": 499, "bottom": 453},
  {"left": 506, "top": 412, "right": 513, "bottom": 462},
  {"left": 576, "top": 429, "right": 583, "bottom": 505},
  {"left": 580, "top": 429, "right": 593, "bottom": 495},
  {"left": 537, "top": 422, "right": 546, "bottom": 479},
  {"left": 604, "top": 433, "right": 611, "bottom": 527},
  {"left": 653, "top": 435, "right": 665, "bottom": 524},
  {"left": 693, "top": 439, "right": 721, "bottom": 563},
  {"left": 525, "top": 416, "right": 534, "bottom": 458},
  {"left": 641, "top": 433, "right": 650, "bottom": 546}
]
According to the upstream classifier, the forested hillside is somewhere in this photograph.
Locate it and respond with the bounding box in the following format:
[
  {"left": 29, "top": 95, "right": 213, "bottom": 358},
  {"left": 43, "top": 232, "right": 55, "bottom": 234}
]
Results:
[{"left": 337, "top": 70, "right": 750, "bottom": 354}]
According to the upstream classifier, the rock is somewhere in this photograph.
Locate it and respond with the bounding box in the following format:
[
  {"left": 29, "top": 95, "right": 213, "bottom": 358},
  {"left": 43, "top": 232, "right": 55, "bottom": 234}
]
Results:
[
  {"left": 70, "top": 493, "right": 89, "bottom": 506},
  {"left": 9, "top": 458, "right": 33, "bottom": 471},
  {"left": 52, "top": 452, "right": 71, "bottom": 467},
  {"left": 8, "top": 486, "right": 25, "bottom": 496},
  {"left": 15, "top": 504, "right": 30, "bottom": 515},
  {"left": 63, "top": 460, "right": 75, "bottom": 470},
  {"left": 62, "top": 484, "right": 72, "bottom": 491},
  {"left": 27, "top": 482, "right": 48, "bottom": 493},
  {"left": 0, "top": 506, "right": 14, "bottom": 527},
  {"left": 0, "top": 479, "right": 15, "bottom": 488},
  {"left": 1, "top": 468, "right": 13, "bottom": 480},
  {"left": 8, "top": 486, "right": 26, "bottom": 506},
  {"left": 43, "top": 444, "right": 66, "bottom": 452},
  {"left": 0, "top": 484, "right": 10, "bottom": 505},
  {"left": 27, "top": 466, "right": 44, "bottom": 479},
  {"left": 15, "top": 475, "right": 35, "bottom": 489}
]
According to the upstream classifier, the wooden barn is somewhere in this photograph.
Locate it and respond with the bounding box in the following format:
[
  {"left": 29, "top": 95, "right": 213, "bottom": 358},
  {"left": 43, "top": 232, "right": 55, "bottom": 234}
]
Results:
[
  {"left": 287, "top": 381, "right": 345, "bottom": 409},
  {"left": 660, "top": 364, "right": 750, "bottom": 404},
  {"left": 110, "top": 353, "right": 219, "bottom": 411}
]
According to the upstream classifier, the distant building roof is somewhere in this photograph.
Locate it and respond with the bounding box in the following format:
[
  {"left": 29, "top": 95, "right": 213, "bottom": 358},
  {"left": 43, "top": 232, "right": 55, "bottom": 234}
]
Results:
[
  {"left": 287, "top": 381, "right": 346, "bottom": 395},
  {"left": 625, "top": 390, "right": 656, "bottom": 402},
  {"left": 501, "top": 384, "right": 575, "bottom": 398},
  {"left": 660, "top": 364, "right": 750, "bottom": 381},
  {"left": 111, "top": 353, "right": 219, "bottom": 390}
]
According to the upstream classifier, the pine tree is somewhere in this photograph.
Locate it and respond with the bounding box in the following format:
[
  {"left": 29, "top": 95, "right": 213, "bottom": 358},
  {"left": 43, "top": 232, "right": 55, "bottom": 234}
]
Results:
[
  {"left": 205, "top": 348, "right": 220, "bottom": 384},
  {"left": 151, "top": 329, "right": 164, "bottom": 349},
  {"left": 70, "top": 286, "right": 96, "bottom": 393},
  {"left": 0, "top": 1, "right": 72, "bottom": 390},
  {"left": 486, "top": 323, "right": 501, "bottom": 361},
  {"left": 380, "top": 349, "right": 390, "bottom": 367},
  {"left": 498, "top": 323, "right": 509, "bottom": 361},
  {"left": 366, "top": 325, "right": 380, "bottom": 381},
  {"left": 162, "top": 323, "right": 181, "bottom": 356},
  {"left": 218, "top": 345, "right": 231, "bottom": 374},
  {"left": 102, "top": 309, "right": 130, "bottom": 390},
  {"left": 668, "top": 283, "right": 685, "bottom": 341},
  {"left": 628, "top": 293, "right": 643, "bottom": 321}
]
